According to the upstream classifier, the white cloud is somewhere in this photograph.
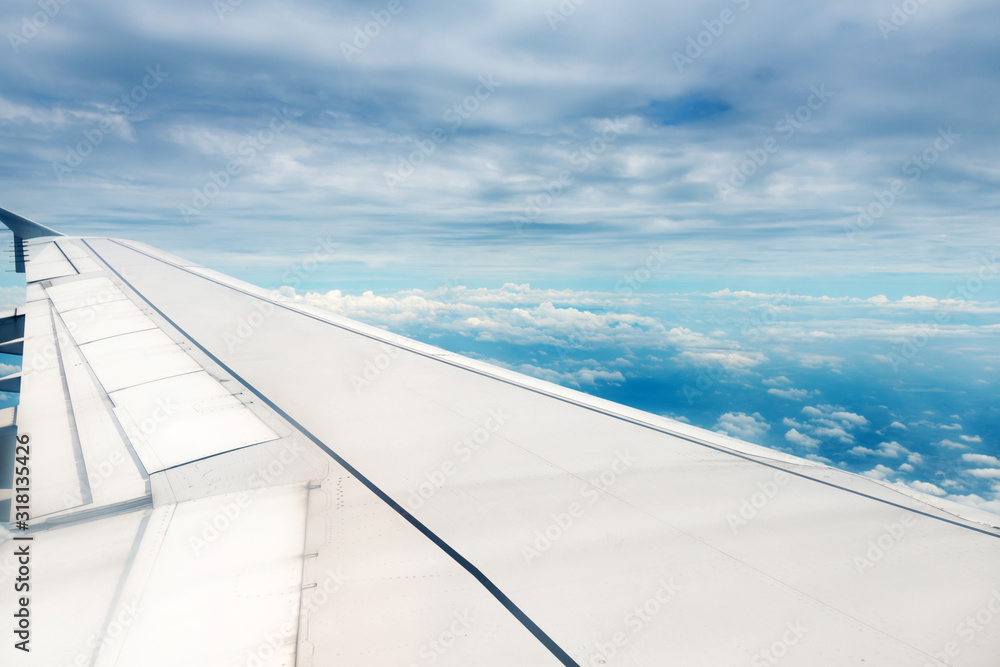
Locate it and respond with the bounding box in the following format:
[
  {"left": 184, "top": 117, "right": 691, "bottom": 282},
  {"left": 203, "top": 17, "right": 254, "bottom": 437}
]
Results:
[
  {"left": 939, "top": 423, "right": 963, "bottom": 431},
  {"left": 831, "top": 411, "right": 869, "bottom": 427},
  {"left": 862, "top": 464, "right": 895, "bottom": 481},
  {"left": 959, "top": 435, "right": 983, "bottom": 443},
  {"left": 945, "top": 494, "right": 1000, "bottom": 515},
  {"left": 798, "top": 354, "right": 844, "bottom": 369},
  {"left": 793, "top": 404, "right": 871, "bottom": 444},
  {"left": 962, "top": 454, "right": 1000, "bottom": 467},
  {"left": 938, "top": 439, "right": 969, "bottom": 449},
  {"left": 501, "top": 362, "right": 626, "bottom": 388},
  {"left": 908, "top": 452, "right": 924, "bottom": 465},
  {"left": 785, "top": 428, "right": 819, "bottom": 448},
  {"left": 714, "top": 412, "right": 770, "bottom": 441},
  {"left": 904, "top": 480, "right": 947, "bottom": 497},
  {"left": 852, "top": 441, "right": 911, "bottom": 460},
  {"left": 677, "top": 350, "right": 767, "bottom": 371},
  {"left": 813, "top": 426, "right": 854, "bottom": 444},
  {"left": 767, "top": 387, "right": 810, "bottom": 400},
  {"left": 889, "top": 421, "right": 907, "bottom": 430},
  {"left": 763, "top": 376, "right": 792, "bottom": 387},
  {"left": 875, "top": 441, "right": 909, "bottom": 458},
  {"left": 967, "top": 469, "right": 1000, "bottom": 479},
  {"left": 899, "top": 463, "right": 914, "bottom": 473}
]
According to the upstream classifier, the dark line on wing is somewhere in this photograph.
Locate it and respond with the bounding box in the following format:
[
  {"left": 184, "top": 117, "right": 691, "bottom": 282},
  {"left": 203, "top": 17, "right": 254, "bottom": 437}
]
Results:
[
  {"left": 50, "top": 240, "right": 82, "bottom": 276},
  {"left": 84, "top": 239, "right": 581, "bottom": 667},
  {"left": 95, "top": 238, "right": 1000, "bottom": 541}
]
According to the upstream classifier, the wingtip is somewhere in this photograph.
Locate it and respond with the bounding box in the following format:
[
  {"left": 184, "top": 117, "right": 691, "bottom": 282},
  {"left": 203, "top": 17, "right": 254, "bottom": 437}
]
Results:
[{"left": 0, "top": 207, "right": 64, "bottom": 239}]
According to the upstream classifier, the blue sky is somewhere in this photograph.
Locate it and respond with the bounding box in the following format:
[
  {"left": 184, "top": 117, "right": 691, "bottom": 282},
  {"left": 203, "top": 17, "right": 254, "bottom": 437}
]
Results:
[{"left": 1, "top": 0, "right": 998, "bottom": 513}]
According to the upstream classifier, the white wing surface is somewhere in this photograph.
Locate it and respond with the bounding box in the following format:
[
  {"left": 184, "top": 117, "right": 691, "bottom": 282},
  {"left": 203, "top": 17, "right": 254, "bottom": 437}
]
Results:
[{"left": 1, "top": 208, "right": 998, "bottom": 667}]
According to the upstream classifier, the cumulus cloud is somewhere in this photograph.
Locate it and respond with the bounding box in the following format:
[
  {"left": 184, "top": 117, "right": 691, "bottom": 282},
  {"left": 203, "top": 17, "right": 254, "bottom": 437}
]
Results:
[
  {"left": 785, "top": 428, "right": 820, "bottom": 448},
  {"left": 904, "top": 480, "right": 948, "bottom": 497},
  {"left": 812, "top": 427, "right": 854, "bottom": 444},
  {"left": 830, "top": 411, "right": 869, "bottom": 427},
  {"left": 967, "top": 469, "right": 1000, "bottom": 479},
  {"left": 960, "top": 435, "right": 983, "bottom": 443},
  {"left": 938, "top": 439, "right": 969, "bottom": 449},
  {"left": 714, "top": 412, "right": 770, "bottom": 441},
  {"left": 489, "top": 360, "right": 626, "bottom": 388},
  {"left": 863, "top": 464, "right": 895, "bottom": 481},
  {"left": 962, "top": 454, "right": 1000, "bottom": 466},
  {"left": 944, "top": 494, "right": 1000, "bottom": 516},
  {"left": 677, "top": 350, "right": 768, "bottom": 371},
  {"left": 767, "top": 387, "right": 810, "bottom": 400},
  {"left": 857, "top": 441, "right": 910, "bottom": 458},
  {"left": 789, "top": 404, "right": 872, "bottom": 446}
]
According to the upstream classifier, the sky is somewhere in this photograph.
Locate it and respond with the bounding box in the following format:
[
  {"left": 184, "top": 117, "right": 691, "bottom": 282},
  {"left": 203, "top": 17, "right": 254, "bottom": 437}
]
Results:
[{"left": 0, "top": 0, "right": 998, "bottom": 514}]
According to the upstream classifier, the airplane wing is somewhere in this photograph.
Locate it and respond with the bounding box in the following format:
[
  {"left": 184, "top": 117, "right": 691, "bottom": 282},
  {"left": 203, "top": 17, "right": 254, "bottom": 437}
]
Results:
[{"left": 1, "top": 207, "right": 998, "bottom": 667}]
